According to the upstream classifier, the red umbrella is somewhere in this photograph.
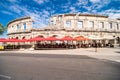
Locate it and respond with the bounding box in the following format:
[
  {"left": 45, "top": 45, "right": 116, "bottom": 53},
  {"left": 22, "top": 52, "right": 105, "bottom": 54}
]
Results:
[
  {"left": 74, "top": 36, "right": 85, "bottom": 40},
  {"left": 45, "top": 36, "right": 59, "bottom": 41},
  {"left": 60, "top": 36, "right": 75, "bottom": 41},
  {"left": 7, "top": 38, "right": 19, "bottom": 42},
  {"left": 28, "top": 36, "right": 45, "bottom": 42},
  {"left": 17, "top": 39, "right": 28, "bottom": 42},
  {"left": 84, "top": 37, "right": 89, "bottom": 41},
  {"left": 74, "top": 36, "right": 89, "bottom": 41},
  {"left": 0, "top": 38, "right": 7, "bottom": 42}
]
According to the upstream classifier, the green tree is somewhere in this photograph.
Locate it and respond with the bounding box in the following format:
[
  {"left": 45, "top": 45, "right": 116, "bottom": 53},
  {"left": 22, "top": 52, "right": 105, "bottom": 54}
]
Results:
[{"left": 0, "top": 23, "right": 6, "bottom": 35}]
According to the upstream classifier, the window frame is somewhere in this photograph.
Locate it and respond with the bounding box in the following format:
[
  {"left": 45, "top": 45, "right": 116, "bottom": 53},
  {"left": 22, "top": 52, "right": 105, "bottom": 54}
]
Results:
[
  {"left": 66, "top": 21, "right": 71, "bottom": 28},
  {"left": 99, "top": 22, "right": 104, "bottom": 28},
  {"left": 89, "top": 21, "right": 94, "bottom": 28},
  {"left": 78, "top": 21, "right": 83, "bottom": 29}
]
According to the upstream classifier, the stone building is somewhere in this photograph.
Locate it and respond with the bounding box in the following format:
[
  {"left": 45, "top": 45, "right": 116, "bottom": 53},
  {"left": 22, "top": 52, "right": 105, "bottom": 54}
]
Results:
[{"left": 7, "top": 14, "right": 120, "bottom": 45}]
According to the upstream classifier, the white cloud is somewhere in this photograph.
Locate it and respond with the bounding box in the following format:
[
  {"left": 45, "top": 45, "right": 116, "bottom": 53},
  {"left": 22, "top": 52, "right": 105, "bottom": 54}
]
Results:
[
  {"left": 99, "top": 9, "right": 120, "bottom": 19},
  {"left": 2, "top": 0, "right": 119, "bottom": 29},
  {"left": 25, "top": 10, "right": 50, "bottom": 28},
  {"left": 109, "top": 13, "right": 120, "bottom": 19},
  {"left": 8, "top": 3, "right": 51, "bottom": 28},
  {"left": 9, "top": 5, "right": 22, "bottom": 14},
  {"left": 1, "top": 10, "right": 13, "bottom": 15},
  {"left": 90, "top": 0, "right": 100, "bottom": 3},
  {"left": 91, "top": 10, "right": 97, "bottom": 13},
  {"left": 83, "top": 6, "right": 91, "bottom": 11},
  {"left": 77, "top": 0, "right": 88, "bottom": 6},
  {"left": 81, "top": 0, "right": 111, "bottom": 13},
  {"left": 70, "top": 6, "right": 78, "bottom": 13},
  {"left": 82, "top": 12, "right": 91, "bottom": 14},
  {"left": 33, "top": 0, "right": 49, "bottom": 4}
]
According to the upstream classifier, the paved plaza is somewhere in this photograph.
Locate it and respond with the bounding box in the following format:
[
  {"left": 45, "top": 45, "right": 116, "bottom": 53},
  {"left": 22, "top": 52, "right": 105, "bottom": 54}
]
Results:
[{"left": 0, "top": 48, "right": 120, "bottom": 63}]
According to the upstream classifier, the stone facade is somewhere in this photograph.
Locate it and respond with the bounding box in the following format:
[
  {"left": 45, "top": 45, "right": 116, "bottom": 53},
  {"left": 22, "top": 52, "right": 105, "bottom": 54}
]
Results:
[
  {"left": 7, "top": 14, "right": 120, "bottom": 45},
  {"left": 7, "top": 17, "right": 33, "bottom": 39}
]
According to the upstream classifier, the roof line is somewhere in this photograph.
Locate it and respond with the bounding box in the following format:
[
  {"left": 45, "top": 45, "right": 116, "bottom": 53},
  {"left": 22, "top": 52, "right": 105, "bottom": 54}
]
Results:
[{"left": 7, "top": 16, "right": 31, "bottom": 27}]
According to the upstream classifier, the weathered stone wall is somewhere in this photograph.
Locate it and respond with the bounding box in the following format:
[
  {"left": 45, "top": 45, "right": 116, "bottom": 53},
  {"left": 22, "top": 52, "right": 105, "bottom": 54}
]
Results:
[
  {"left": 7, "top": 14, "right": 120, "bottom": 43},
  {"left": 7, "top": 17, "right": 33, "bottom": 34},
  {"left": 49, "top": 14, "right": 120, "bottom": 40}
]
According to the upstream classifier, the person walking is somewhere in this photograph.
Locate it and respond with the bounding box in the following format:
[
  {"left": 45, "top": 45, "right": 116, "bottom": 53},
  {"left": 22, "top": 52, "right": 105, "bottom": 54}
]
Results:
[{"left": 94, "top": 41, "right": 98, "bottom": 52}]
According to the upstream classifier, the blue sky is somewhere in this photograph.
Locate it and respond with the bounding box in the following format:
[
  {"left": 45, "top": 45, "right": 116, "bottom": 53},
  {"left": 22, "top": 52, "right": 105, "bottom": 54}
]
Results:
[{"left": 0, "top": 0, "right": 120, "bottom": 38}]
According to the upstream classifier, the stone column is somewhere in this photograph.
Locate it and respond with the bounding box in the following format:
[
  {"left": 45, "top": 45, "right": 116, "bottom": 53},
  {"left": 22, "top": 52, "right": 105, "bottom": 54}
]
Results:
[
  {"left": 63, "top": 20, "right": 66, "bottom": 29},
  {"left": 71, "top": 20, "right": 74, "bottom": 29},
  {"left": 11, "top": 26, "right": 14, "bottom": 32},
  {"left": 21, "top": 23, "right": 24, "bottom": 30},
  {"left": 26, "top": 21, "right": 32, "bottom": 30},
  {"left": 61, "top": 15, "right": 64, "bottom": 29},
  {"left": 94, "top": 20, "right": 98, "bottom": 30},
  {"left": 104, "top": 22, "right": 107, "bottom": 30},
  {"left": 83, "top": 19, "right": 88, "bottom": 29}
]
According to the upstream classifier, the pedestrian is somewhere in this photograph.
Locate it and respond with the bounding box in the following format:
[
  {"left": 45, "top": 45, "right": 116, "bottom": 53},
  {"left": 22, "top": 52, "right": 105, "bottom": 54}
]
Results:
[{"left": 94, "top": 41, "right": 98, "bottom": 52}]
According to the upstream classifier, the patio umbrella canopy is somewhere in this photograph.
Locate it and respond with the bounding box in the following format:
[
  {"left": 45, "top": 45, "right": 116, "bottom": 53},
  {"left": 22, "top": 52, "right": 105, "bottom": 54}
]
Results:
[
  {"left": 0, "top": 38, "right": 7, "bottom": 42},
  {"left": 74, "top": 36, "right": 89, "bottom": 41},
  {"left": 84, "top": 37, "right": 89, "bottom": 40},
  {"left": 28, "top": 36, "right": 45, "bottom": 42},
  {"left": 45, "top": 36, "right": 59, "bottom": 41},
  {"left": 0, "top": 38, "right": 29, "bottom": 42},
  {"left": 17, "top": 39, "right": 28, "bottom": 42},
  {"left": 60, "top": 36, "right": 75, "bottom": 41},
  {"left": 7, "top": 38, "right": 19, "bottom": 42}
]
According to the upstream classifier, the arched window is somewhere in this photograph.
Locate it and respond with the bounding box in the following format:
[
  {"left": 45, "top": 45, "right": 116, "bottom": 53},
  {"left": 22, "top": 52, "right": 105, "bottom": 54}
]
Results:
[
  {"left": 38, "top": 35, "right": 44, "bottom": 38},
  {"left": 52, "top": 35, "right": 58, "bottom": 37},
  {"left": 117, "top": 24, "right": 119, "bottom": 30},
  {"left": 116, "top": 23, "right": 119, "bottom": 30},
  {"left": 17, "top": 24, "right": 20, "bottom": 30},
  {"left": 58, "top": 16, "right": 61, "bottom": 21},
  {"left": 107, "top": 22, "right": 112, "bottom": 29},
  {"left": 51, "top": 20, "right": 54, "bottom": 26},
  {"left": 16, "top": 37, "right": 18, "bottom": 39},
  {"left": 24, "top": 23, "right": 26, "bottom": 30},
  {"left": 22, "top": 36, "right": 25, "bottom": 39}
]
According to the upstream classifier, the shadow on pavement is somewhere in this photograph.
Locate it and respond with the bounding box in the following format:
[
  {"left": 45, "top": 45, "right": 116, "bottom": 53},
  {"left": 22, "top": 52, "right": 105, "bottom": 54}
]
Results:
[
  {"left": 0, "top": 53, "right": 96, "bottom": 60},
  {"left": 115, "top": 51, "right": 120, "bottom": 54}
]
